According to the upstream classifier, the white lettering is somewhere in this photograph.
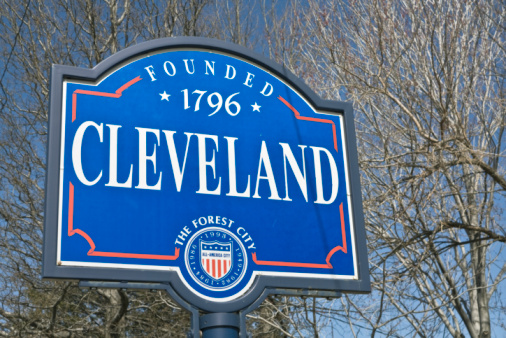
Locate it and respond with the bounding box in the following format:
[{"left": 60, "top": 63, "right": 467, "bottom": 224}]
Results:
[
  {"left": 105, "top": 124, "right": 133, "bottom": 188},
  {"left": 280, "top": 143, "right": 307, "bottom": 202},
  {"left": 163, "top": 61, "right": 176, "bottom": 76},
  {"left": 70, "top": 120, "right": 339, "bottom": 204},
  {"left": 144, "top": 65, "right": 157, "bottom": 81},
  {"left": 135, "top": 127, "right": 162, "bottom": 190},
  {"left": 243, "top": 72, "right": 254, "bottom": 88},
  {"left": 204, "top": 60, "right": 215, "bottom": 75},
  {"left": 253, "top": 141, "right": 281, "bottom": 200},
  {"left": 195, "top": 133, "right": 221, "bottom": 195},
  {"left": 225, "top": 136, "right": 251, "bottom": 198},
  {"left": 260, "top": 82, "right": 273, "bottom": 96},
  {"left": 183, "top": 59, "right": 195, "bottom": 74},
  {"left": 162, "top": 131, "right": 193, "bottom": 192},
  {"left": 72, "top": 121, "right": 103, "bottom": 186},
  {"left": 225, "top": 64, "right": 236, "bottom": 80},
  {"left": 237, "top": 227, "right": 246, "bottom": 236},
  {"left": 311, "top": 146, "right": 338, "bottom": 204}
]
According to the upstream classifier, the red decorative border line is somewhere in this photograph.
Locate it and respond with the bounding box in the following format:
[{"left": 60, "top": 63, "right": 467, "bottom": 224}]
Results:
[
  {"left": 68, "top": 76, "right": 179, "bottom": 261},
  {"left": 252, "top": 97, "right": 346, "bottom": 269},
  {"left": 252, "top": 203, "right": 347, "bottom": 269},
  {"left": 67, "top": 82, "right": 344, "bottom": 265},
  {"left": 68, "top": 182, "right": 180, "bottom": 260},
  {"left": 277, "top": 96, "right": 338, "bottom": 152},
  {"left": 71, "top": 76, "right": 142, "bottom": 122}
]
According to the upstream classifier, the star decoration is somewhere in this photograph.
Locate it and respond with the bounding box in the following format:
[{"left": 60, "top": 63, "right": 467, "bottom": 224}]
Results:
[
  {"left": 251, "top": 102, "right": 261, "bottom": 112},
  {"left": 159, "top": 91, "right": 170, "bottom": 101}
]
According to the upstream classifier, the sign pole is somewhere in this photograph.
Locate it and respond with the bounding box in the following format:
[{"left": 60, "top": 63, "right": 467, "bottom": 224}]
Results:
[{"left": 200, "top": 313, "right": 240, "bottom": 338}]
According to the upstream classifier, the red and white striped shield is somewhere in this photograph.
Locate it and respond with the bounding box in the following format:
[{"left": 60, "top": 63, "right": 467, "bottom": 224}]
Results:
[{"left": 200, "top": 240, "right": 232, "bottom": 280}]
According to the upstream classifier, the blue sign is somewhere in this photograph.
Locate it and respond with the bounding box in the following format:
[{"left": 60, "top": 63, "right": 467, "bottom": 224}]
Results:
[{"left": 44, "top": 38, "right": 369, "bottom": 310}]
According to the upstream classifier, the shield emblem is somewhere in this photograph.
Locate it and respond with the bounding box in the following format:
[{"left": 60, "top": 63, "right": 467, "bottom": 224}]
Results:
[{"left": 200, "top": 240, "right": 232, "bottom": 280}]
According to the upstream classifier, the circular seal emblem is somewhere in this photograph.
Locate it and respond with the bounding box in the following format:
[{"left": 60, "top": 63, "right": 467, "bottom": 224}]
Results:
[{"left": 185, "top": 227, "right": 247, "bottom": 291}]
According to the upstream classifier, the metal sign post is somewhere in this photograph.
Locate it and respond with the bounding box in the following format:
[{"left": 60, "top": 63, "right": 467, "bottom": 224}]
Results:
[
  {"left": 44, "top": 37, "right": 370, "bottom": 336},
  {"left": 200, "top": 313, "right": 240, "bottom": 338}
]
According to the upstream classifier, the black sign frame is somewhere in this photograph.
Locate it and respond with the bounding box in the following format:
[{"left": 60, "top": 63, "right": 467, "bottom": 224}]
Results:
[{"left": 43, "top": 37, "right": 370, "bottom": 314}]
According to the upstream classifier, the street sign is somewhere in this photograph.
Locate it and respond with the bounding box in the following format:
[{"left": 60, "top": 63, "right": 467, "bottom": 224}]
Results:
[{"left": 44, "top": 37, "right": 370, "bottom": 312}]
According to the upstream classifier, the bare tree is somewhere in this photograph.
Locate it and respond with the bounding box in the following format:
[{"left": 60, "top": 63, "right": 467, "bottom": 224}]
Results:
[
  {"left": 287, "top": 0, "right": 506, "bottom": 337},
  {"left": 0, "top": 0, "right": 222, "bottom": 335},
  {"left": 1, "top": 0, "right": 505, "bottom": 337}
]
